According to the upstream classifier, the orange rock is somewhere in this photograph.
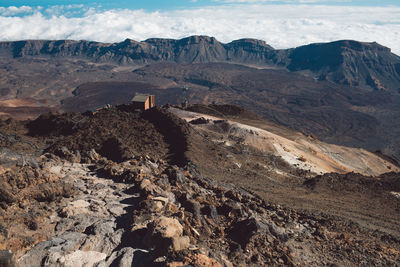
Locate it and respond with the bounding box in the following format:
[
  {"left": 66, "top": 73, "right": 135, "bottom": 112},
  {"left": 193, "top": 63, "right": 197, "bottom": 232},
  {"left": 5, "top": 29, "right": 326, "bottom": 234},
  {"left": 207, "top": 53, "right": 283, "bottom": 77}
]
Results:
[
  {"left": 186, "top": 254, "right": 222, "bottom": 267},
  {"left": 168, "top": 262, "right": 185, "bottom": 267},
  {"left": 167, "top": 203, "right": 179, "bottom": 213}
]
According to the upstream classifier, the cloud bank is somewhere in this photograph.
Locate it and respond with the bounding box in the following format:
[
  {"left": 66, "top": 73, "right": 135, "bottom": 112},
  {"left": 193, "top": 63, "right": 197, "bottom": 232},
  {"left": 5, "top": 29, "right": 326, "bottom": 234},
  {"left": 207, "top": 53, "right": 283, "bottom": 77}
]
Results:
[{"left": 0, "top": 4, "right": 399, "bottom": 54}]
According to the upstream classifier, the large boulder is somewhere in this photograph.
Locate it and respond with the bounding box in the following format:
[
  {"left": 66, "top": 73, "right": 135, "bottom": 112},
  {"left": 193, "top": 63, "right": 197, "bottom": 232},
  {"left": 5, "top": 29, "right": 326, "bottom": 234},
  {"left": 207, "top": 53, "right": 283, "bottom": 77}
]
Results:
[
  {"left": 144, "top": 216, "right": 190, "bottom": 254},
  {"left": 152, "top": 216, "right": 183, "bottom": 238}
]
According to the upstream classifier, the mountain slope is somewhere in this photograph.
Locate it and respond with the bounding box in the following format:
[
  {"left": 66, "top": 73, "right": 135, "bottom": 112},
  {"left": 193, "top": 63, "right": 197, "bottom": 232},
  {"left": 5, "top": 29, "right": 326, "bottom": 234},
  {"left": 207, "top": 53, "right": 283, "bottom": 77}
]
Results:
[
  {"left": 170, "top": 107, "right": 399, "bottom": 176},
  {"left": 1, "top": 104, "right": 400, "bottom": 267}
]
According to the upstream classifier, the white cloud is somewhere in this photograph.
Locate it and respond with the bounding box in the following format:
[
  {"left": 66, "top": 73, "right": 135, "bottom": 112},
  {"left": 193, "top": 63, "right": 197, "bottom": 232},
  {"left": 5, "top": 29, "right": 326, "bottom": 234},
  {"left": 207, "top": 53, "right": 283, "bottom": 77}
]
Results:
[
  {"left": 0, "top": 6, "right": 33, "bottom": 16},
  {"left": 45, "top": 4, "right": 87, "bottom": 17},
  {"left": 0, "top": 4, "right": 399, "bottom": 55}
]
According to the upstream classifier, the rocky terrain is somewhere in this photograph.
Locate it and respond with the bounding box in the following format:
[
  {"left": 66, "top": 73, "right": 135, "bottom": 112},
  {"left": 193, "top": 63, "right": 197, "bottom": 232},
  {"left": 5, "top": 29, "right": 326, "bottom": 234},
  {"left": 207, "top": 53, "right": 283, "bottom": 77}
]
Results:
[
  {"left": 1, "top": 36, "right": 400, "bottom": 161},
  {"left": 0, "top": 104, "right": 400, "bottom": 266}
]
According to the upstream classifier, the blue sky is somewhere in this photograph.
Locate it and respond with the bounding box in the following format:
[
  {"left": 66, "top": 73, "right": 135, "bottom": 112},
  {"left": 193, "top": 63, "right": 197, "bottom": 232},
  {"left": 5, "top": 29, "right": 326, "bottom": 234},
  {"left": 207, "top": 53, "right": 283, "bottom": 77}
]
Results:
[
  {"left": 0, "top": 1, "right": 399, "bottom": 54},
  {"left": 2, "top": 1, "right": 400, "bottom": 12}
]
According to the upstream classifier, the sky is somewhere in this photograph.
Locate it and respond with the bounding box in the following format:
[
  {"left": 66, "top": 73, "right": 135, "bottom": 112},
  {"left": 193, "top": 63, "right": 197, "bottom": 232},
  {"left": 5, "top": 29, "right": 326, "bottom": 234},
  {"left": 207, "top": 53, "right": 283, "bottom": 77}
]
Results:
[{"left": 0, "top": 1, "right": 399, "bottom": 54}]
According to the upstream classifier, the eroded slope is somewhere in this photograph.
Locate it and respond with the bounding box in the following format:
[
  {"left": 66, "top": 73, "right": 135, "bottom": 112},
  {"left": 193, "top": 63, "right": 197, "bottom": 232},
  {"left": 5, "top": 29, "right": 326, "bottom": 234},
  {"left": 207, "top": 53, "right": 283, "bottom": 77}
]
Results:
[{"left": 170, "top": 107, "right": 399, "bottom": 176}]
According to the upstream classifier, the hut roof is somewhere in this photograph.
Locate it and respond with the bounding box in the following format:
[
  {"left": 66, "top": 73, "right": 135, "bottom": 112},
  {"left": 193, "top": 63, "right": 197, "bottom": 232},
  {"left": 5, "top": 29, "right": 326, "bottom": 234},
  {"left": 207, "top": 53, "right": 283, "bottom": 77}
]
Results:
[{"left": 131, "top": 94, "right": 151, "bottom": 103}]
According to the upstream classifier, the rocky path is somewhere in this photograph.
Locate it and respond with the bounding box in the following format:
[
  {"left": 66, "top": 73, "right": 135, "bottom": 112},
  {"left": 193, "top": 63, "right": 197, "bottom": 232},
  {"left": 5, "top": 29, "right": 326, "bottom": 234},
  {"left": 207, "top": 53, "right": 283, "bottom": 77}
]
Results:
[{"left": 17, "top": 162, "right": 147, "bottom": 267}]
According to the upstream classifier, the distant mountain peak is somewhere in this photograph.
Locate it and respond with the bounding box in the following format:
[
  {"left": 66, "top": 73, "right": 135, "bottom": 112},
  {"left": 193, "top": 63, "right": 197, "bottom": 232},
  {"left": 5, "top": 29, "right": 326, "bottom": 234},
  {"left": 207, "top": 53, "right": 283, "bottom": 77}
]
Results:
[{"left": 287, "top": 39, "right": 400, "bottom": 90}]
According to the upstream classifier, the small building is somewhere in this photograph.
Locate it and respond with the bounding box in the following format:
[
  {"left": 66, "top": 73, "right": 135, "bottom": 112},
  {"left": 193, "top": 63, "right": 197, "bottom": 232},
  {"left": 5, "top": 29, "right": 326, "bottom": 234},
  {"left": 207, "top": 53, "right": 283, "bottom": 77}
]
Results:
[{"left": 131, "top": 94, "right": 155, "bottom": 110}]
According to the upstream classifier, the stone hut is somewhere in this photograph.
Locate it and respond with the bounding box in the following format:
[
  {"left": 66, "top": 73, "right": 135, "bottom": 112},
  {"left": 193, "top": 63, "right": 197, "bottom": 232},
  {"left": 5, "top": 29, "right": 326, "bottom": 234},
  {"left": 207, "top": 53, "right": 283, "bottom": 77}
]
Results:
[{"left": 131, "top": 94, "right": 155, "bottom": 110}]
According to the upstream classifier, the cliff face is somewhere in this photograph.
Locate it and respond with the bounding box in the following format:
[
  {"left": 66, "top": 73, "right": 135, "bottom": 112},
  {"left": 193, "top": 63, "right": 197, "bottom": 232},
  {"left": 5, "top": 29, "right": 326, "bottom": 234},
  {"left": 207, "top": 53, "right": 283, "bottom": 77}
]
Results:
[
  {"left": 287, "top": 40, "right": 400, "bottom": 91},
  {"left": 0, "top": 36, "right": 275, "bottom": 65},
  {"left": 1, "top": 36, "right": 399, "bottom": 92}
]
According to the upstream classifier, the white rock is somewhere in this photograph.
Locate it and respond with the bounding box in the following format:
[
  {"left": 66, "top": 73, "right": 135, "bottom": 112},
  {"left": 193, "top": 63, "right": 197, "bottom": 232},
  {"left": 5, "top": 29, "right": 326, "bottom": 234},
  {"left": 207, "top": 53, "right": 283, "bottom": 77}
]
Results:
[
  {"left": 60, "top": 200, "right": 90, "bottom": 217},
  {"left": 61, "top": 250, "right": 107, "bottom": 267}
]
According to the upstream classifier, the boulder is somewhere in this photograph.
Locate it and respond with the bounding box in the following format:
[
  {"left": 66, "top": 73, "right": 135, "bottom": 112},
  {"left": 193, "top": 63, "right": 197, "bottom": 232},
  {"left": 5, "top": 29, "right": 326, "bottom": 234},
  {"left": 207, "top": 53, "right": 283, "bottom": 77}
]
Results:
[
  {"left": 181, "top": 199, "right": 201, "bottom": 222},
  {"left": 218, "top": 200, "right": 245, "bottom": 217},
  {"left": 165, "top": 167, "right": 186, "bottom": 185},
  {"left": 60, "top": 200, "right": 90, "bottom": 217},
  {"left": 153, "top": 216, "right": 183, "bottom": 238},
  {"left": 61, "top": 250, "right": 107, "bottom": 267},
  {"left": 80, "top": 229, "right": 124, "bottom": 255},
  {"left": 202, "top": 205, "right": 219, "bottom": 223},
  {"left": 95, "top": 247, "right": 149, "bottom": 267},
  {"left": 140, "top": 199, "right": 164, "bottom": 213},
  {"left": 269, "top": 221, "right": 289, "bottom": 242},
  {"left": 171, "top": 236, "right": 190, "bottom": 251},
  {"left": 228, "top": 217, "right": 268, "bottom": 247},
  {"left": 144, "top": 216, "right": 188, "bottom": 254}
]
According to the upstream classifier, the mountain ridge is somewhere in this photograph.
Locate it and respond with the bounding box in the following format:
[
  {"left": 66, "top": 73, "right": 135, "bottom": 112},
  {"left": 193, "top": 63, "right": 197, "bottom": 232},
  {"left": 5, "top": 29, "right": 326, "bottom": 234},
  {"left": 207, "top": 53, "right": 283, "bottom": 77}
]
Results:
[{"left": 1, "top": 36, "right": 399, "bottom": 91}]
